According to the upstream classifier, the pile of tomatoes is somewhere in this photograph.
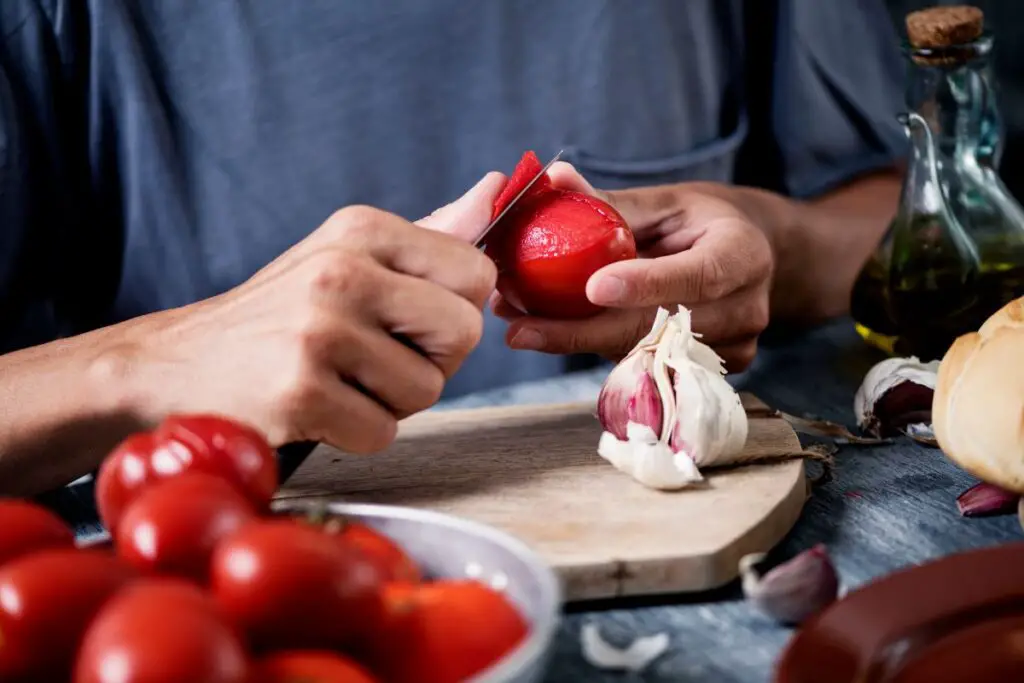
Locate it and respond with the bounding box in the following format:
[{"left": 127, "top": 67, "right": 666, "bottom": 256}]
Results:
[{"left": 0, "top": 415, "right": 528, "bottom": 683}]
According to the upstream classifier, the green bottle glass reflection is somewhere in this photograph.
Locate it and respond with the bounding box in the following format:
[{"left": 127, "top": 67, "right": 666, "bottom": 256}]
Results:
[{"left": 851, "top": 29, "right": 1024, "bottom": 360}]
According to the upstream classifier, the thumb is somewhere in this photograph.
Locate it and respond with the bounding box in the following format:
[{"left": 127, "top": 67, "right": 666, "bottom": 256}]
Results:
[
  {"left": 417, "top": 171, "right": 507, "bottom": 243},
  {"left": 546, "top": 161, "right": 604, "bottom": 198}
]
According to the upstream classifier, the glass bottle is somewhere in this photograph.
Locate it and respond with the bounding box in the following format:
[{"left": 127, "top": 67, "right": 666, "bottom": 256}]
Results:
[{"left": 851, "top": 9, "right": 1024, "bottom": 360}]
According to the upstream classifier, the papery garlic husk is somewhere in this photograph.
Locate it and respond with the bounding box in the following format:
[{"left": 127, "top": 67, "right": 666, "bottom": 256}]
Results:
[
  {"left": 596, "top": 306, "right": 748, "bottom": 490},
  {"left": 579, "top": 623, "right": 669, "bottom": 673},
  {"left": 853, "top": 357, "right": 939, "bottom": 437},
  {"left": 934, "top": 297, "right": 1024, "bottom": 494},
  {"left": 956, "top": 482, "right": 1020, "bottom": 518},
  {"left": 739, "top": 544, "right": 839, "bottom": 625}
]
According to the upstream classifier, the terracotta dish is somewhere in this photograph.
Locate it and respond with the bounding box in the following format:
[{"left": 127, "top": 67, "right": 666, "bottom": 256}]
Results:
[{"left": 775, "top": 543, "right": 1024, "bottom": 682}]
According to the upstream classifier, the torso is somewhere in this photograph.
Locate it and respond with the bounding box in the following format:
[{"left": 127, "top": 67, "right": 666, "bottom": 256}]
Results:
[{"left": 14, "top": 0, "right": 750, "bottom": 396}]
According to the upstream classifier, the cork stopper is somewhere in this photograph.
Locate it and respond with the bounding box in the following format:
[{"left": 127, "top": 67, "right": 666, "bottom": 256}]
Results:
[{"left": 906, "top": 6, "right": 983, "bottom": 49}]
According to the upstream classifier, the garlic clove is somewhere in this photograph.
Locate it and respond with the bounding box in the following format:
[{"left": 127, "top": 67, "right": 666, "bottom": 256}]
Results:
[
  {"left": 956, "top": 482, "right": 1020, "bottom": 517},
  {"left": 579, "top": 622, "right": 670, "bottom": 673},
  {"left": 597, "top": 424, "right": 703, "bottom": 490},
  {"left": 854, "top": 357, "right": 939, "bottom": 437},
  {"left": 668, "top": 360, "right": 748, "bottom": 468},
  {"left": 739, "top": 544, "right": 840, "bottom": 625},
  {"left": 627, "top": 371, "right": 664, "bottom": 437},
  {"left": 597, "top": 352, "right": 647, "bottom": 441}
]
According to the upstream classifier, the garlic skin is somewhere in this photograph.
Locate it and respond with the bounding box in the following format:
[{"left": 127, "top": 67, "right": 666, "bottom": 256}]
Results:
[
  {"left": 853, "top": 356, "right": 939, "bottom": 437},
  {"left": 956, "top": 481, "right": 1020, "bottom": 518},
  {"left": 579, "top": 622, "right": 669, "bottom": 673},
  {"left": 596, "top": 306, "right": 748, "bottom": 490},
  {"left": 739, "top": 545, "right": 839, "bottom": 625}
]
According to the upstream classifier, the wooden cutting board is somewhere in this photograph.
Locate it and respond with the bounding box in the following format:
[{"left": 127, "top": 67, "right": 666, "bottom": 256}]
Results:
[{"left": 277, "top": 393, "right": 808, "bottom": 601}]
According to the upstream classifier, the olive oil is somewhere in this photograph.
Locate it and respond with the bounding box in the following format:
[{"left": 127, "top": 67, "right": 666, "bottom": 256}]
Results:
[
  {"left": 851, "top": 11, "right": 1024, "bottom": 360},
  {"left": 852, "top": 257, "right": 1024, "bottom": 360}
]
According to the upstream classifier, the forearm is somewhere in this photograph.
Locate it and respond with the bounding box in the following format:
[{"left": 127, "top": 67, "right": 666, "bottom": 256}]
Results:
[
  {"left": 724, "top": 170, "right": 902, "bottom": 324},
  {"left": 0, "top": 325, "right": 145, "bottom": 496}
]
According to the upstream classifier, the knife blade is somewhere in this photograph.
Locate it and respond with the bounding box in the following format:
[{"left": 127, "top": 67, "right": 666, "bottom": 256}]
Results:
[{"left": 474, "top": 149, "right": 563, "bottom": 247}]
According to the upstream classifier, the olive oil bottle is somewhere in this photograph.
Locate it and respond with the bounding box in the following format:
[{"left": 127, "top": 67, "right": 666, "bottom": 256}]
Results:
[{"left": 851, "top": 6, "right": 1024, "bottom": 361}]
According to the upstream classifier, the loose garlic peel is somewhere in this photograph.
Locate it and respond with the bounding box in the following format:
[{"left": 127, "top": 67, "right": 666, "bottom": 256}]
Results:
[
  {"left": 934, "top": 298, "right": 1024, "bottom": 493},
  {"left": 579, "top": 622, "right": 669, "bottom": 673},
  {"left": 853, "top": 356, "right": 939, "bottom": 436},
  {"left": 596, "top": 306, "right": 748, "bottom": 490}
]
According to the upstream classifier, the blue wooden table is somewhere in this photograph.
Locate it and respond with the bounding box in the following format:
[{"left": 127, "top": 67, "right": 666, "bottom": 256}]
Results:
[
  {"left": 58, "top": 318, "right": 1020, "bottom": 682},
  {"left": 438, "top": 319, "right": 1022, "bottom": 683}
]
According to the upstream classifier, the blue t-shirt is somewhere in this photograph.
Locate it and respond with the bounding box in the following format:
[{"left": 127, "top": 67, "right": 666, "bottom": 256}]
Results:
[{"left": 0, "top": 0, "right": 905, "bottom": 398}]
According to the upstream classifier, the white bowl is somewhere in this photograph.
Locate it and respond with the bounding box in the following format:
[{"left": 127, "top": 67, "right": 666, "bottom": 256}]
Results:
[{"left": 272, "top": 500, "right": 563, "bottom": 683}]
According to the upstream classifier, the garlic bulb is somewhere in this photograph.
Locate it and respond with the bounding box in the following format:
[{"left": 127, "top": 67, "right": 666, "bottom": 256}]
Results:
[
  {"left": 853, "top": 357, "right": 939, "bottom": 437},
  {"left": 934, "top": 297, "right": 1024, "bottom": 493},
  {"left": 596, "top": 306, "right": 748, "bottom": 490}
]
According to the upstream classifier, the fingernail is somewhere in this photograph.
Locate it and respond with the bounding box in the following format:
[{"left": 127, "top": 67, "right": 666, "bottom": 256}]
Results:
[
  {"left": 591, "top": 276, "right": 627, "bottom": 304},
  {"left": 509, "top": 327, "right": 545, "bottom": 350}
]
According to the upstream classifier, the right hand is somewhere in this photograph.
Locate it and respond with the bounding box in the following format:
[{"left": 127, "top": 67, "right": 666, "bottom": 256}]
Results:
[{"left": 113, "top": 173, "right": 505, "bottom": 453}]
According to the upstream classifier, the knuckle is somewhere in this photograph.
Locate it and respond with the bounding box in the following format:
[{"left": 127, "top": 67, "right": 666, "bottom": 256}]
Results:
[
  {"left": 734, "top": 342, "right": 758, "bottom": 369},
  {"left": 748, "top": 300, "right": 770, "bottom": 335},
  {"left": 350, "top": 413, "right": 399, "bottom": 454},
  {"left": 308, "top": 251, "right": 368, "bottom": 299},
  {"left": 276, "top": 370, "right": 324, "bottom": 428},
  {"left": 330, "top": 204, "right": 384, "bottom": 241},
  {"left": 448, "top": 302, "right": 486, "bottom": 356},
  {"left": 414, "top": 365, "right": 446, "bottom": 410},
  {"left": 698, "top": 259, "right": 730, "bottom": 300},
  {"left": 466, "top": 253, "right": 499, "bottom": 297}
]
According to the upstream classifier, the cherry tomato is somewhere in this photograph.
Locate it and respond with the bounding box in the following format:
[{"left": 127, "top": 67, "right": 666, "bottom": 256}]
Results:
[
  {"left": 96, "top": 414, "right": 277, "bottom": 533},
  {"left": 74, "top": 579, "right": 249, "bottom": 683},
  {"left": 116, "top": 472, "right": 256, "bottom": 583},
  {"left": 0, "top": 549, "right": 136, "bottom": 681},
  {"left": 367, "top": 580, "right": 529, "bottom": 683},
  {"left": 251, "top": 651, "right": 379, "bottom": 683},
  {"left": 489, "top": 188, "right": 636, "bottom": 319},
  {"left": 0, "top": 499, "right": 74, "bottom": 568},
  {"left": 156, "top": 414, "right": 279, "bottom": 508},
  {"left": 210, "top": 520, "right": 384, "bottom": 651},
  {"left": 307, "top": 516, "right": 420, "bottom": 583}
]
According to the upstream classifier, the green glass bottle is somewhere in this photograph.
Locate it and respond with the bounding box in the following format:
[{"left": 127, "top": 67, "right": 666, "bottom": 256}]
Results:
[{"left": 851, "top": 5, "right": 1024, "bottom": 360}]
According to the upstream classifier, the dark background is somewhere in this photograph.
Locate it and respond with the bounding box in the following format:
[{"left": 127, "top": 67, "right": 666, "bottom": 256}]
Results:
[{"left": 882, "top": 0, "right": 1024, "bottom": 199}]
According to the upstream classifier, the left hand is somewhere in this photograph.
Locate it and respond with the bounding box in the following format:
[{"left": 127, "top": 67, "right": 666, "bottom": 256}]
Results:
[{"left": 490, "top": 164, "right": 774, "bottom": 371}]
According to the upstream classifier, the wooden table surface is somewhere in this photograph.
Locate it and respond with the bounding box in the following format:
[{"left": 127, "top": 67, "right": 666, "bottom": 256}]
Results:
[
  {"left": 56, "top": 318, "right": 1023, "bottom": 682},
  {"left": 436, "top": 318, "right": 1023, "bottom": 683}
]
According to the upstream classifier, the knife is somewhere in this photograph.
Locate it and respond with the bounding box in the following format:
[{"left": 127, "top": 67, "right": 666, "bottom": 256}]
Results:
[{"left": 474, "top": 149, "right": 563, "bottom": 247}]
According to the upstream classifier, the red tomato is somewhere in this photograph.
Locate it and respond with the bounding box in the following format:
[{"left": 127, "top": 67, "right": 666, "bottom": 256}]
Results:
[
  {"left": 210, "top": 520, "right": 384, "bottom": 651},
  {"left": 488, "top": 188, "right": 636, "bottom": 319},
  {"left": 312, "top": 517, "right": 420, "bottom": 583},
  {"left": 96, "top": 414, "right": 277, "bottom": 533},
  {"left": 155, "top": 414, "right": 278, "bottom": 508},
  {"left": 490, "top": 150, "right": 553, "bottom": 221},
  {"left": 367, "top": 580, "right": 529, "bottom": 683},
  {"left": 116, "top": 473, "right": 257, "bottom": 583},
  {"left": 0, "top": 549, "right": 136, "bottom": 681},
  {"left": 251, "top": 651, "right": 379, "bottom": 683},
  {"left": 74, "top": 579, "right": 250, "bottom": 683},
  {"left": 0, "top": 499, "right": 75, "bottom": 567}
]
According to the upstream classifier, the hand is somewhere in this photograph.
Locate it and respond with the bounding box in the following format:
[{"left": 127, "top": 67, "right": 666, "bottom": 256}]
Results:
[
  {"left": 492, "top": 164, "right": 773, "bottom": 370},
  {"left": 114, "top": 173, "right": 506, "bottom": 453}
]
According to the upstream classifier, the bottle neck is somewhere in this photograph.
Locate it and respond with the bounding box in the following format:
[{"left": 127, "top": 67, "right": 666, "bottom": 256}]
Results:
[{"left": 903, "top": 34, "right": 1001, "bottom": 167}]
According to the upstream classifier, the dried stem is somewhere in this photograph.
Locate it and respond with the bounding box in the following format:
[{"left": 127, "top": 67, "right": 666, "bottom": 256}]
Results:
[
  {"left": 710, "top": 443, "right": 836, "bottom": 487},
  {"left": 746, "top": 407, "right": 889, "bottom": 446}
]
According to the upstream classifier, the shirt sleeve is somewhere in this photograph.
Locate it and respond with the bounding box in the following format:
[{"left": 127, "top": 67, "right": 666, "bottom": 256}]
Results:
[{"left": 770, "top": 0, "right": 907, "bottom": 199}]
